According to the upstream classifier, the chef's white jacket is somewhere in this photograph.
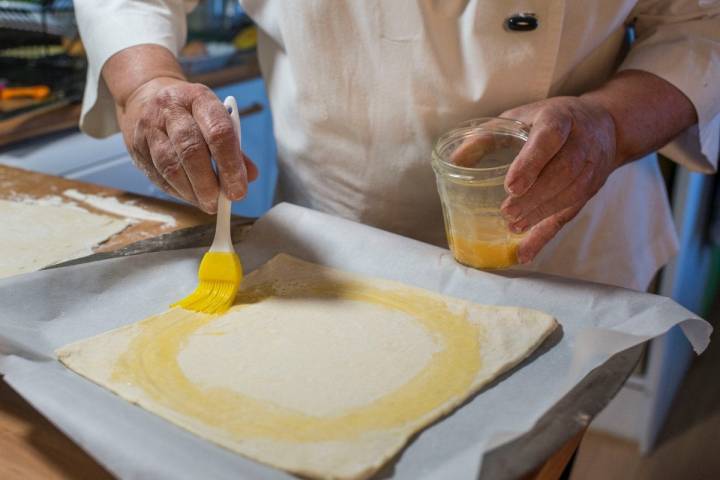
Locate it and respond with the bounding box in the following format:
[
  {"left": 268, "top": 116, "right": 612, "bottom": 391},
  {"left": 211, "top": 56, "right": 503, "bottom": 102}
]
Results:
[{"left": 74, "top": 0, "right": 720, "bottom": 291}]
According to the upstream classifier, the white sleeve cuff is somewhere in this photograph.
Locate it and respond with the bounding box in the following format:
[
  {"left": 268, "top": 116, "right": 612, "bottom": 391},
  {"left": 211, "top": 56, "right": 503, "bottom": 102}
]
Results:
[
  {"left": 75, "top": 1, "right": 191, "bottom": 138},
  {"left": 619, "top": 15, "right": 720, "bottom": 173}
]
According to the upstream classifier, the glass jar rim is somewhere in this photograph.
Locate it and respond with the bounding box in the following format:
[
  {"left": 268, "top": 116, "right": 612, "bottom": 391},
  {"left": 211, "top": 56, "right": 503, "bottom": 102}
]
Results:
[{"left": 431, "top": 117, "right": 530, "bottom": 179}]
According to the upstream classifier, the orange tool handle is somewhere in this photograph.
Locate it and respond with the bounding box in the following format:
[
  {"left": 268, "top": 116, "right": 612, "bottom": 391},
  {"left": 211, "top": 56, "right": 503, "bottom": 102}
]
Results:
[{"left": 0, "top": 85, "right": 51, "bottom": 100}]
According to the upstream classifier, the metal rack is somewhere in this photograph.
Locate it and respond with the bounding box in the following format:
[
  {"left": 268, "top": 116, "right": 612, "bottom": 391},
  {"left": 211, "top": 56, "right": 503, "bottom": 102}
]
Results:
[{"left": 0, "top": 0, "right": 76, "bottom": 48}]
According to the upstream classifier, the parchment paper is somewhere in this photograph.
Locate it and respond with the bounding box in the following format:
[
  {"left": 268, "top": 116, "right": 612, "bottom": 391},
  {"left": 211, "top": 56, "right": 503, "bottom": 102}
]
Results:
[{"left": 0, "top": 203, "right": 712, "bottom": 480}]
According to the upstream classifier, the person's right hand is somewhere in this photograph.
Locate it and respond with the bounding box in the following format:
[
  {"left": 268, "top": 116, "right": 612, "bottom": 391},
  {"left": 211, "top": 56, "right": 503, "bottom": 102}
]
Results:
[{"left": 117, "top": 77, "right": 258, "bottom": 213}]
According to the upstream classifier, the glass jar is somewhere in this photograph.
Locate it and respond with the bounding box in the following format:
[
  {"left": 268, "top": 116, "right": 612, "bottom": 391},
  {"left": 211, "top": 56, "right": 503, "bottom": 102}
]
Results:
[{"left": 431, "top": 118, "right": 529, "bottom": 269}]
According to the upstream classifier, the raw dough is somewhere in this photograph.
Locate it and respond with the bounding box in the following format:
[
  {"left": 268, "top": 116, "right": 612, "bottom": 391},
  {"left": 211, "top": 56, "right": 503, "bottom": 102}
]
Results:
[
  {"left": 0, "top": 199, "right": 130, "bottom": 279},
  {"left": 57, "top": 254, "right": 557, "bottom": 480}
]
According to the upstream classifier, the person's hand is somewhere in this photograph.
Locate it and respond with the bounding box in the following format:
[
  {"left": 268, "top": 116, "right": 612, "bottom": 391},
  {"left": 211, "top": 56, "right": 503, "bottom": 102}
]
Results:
[
  {"left": 117, "top": 77, "right": 258, "bottom": 213},
  {"left": 498, "top": 96, "right": 619, "bottom": 263}
]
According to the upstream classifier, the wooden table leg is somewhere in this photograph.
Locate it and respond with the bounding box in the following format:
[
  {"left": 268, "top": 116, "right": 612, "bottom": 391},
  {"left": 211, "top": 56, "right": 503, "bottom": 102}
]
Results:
[{"left": 521, "top": 428, "right": 587, "bottom": 480}]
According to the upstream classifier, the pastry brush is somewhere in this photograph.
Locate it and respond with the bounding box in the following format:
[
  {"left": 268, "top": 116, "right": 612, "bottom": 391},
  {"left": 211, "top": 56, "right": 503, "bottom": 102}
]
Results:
[{"left": 172, "top": 96, "right": 244, "bottom": 314}]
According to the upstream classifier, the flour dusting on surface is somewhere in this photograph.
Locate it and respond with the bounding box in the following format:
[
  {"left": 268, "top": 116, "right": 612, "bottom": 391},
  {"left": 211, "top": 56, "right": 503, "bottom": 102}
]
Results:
[
  {"left": 63, "top": 189, "right": 176, "bottom": 226},
  {"left": 10, "top": 194, "right": 83, "bottom": 210}
]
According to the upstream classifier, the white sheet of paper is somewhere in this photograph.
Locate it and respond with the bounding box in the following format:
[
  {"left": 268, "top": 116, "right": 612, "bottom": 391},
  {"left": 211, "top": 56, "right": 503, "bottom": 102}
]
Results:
[{"left": 0, "top": 203, "right": 711, "bottom": 480}]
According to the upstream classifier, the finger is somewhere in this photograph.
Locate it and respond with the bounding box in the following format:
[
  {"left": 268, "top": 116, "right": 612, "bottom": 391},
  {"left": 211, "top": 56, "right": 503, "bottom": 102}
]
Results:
[
  {"left": 505, "top": 110, "right": 572, "bottom": 196},
  {"left": 146, "top": 128, "right": 200, "bottom": 206},
  {"left": 516, "top": 203, "right": 583, "bottom": 264},
  {"left": 164, "top": 108, "right": 220, "bottom": 213},
  {"left": 449, "top": 132, "right": 497, "bottom": 167},
  {"left": 501, "top": 138, "right": 588, "bottom": 222},
  {"left": 129, "top": 124, "right": 181, "bottom": 199},
  {"left": 448, "top": 118, "right": 521, "bottom": 167},
  {"left": 191, "top": 90, "right": 248, "bottom": 200},
  {"left": 508, "top": 162, "right": 595, "bottom": 233},
  {"left": 243, "top": 151, "right": 259, "bottom": 182}
]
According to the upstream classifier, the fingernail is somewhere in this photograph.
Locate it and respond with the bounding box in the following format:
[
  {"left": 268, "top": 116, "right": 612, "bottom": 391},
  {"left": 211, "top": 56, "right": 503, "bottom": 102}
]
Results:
[
  {"left": 507, "top": 180, "right": 525, "bottom": 195},
  {"left": 510, "top": 219, "right": 530, "bottom": 233},
  {"left": 227, "top": 183, "right": 247, "bottom": 200},
  {"left": 202, "top": 198, "right": 217, "bottom": 213},
  {"left": 503, "top": 205, "right": 521, "bottom": 220},
  {"left": 222, "top": 179, "right": 247, "bottom": 200}
]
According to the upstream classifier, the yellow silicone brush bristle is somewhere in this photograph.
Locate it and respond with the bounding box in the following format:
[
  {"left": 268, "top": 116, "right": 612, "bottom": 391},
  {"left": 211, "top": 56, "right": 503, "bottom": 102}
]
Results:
[{"left": 172, "top": 251, "right": 243, "bottom": 314}]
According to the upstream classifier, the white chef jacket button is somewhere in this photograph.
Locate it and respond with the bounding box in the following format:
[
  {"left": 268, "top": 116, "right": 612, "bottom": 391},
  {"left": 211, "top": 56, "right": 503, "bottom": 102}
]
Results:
[{"left": 505, "top": 13, "right": 538, "bottom": 32}]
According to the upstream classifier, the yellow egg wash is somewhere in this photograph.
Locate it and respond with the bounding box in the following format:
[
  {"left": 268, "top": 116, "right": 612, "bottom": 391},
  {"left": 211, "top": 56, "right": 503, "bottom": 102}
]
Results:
[
  {"left": 449, "top": 234, "right": 519, "bottom": 269},
  {"left": 112, "top": 280, "right": 483, "bottom": 443},
  {"left": 446, "top": 213, "right": 521, "bottom": 269}
]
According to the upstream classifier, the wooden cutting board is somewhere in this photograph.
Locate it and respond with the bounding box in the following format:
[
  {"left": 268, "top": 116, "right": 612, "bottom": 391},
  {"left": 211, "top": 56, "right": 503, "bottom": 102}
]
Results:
[{"left": 0, "top": 164, "right": 217, "bottom": 253}]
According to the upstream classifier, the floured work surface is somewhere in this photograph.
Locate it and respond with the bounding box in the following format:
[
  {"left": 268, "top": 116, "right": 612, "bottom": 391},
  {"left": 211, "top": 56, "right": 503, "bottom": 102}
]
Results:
[
  {"left": 57, "top": 254, "right": 557, "bottom": 480},
  {"left": 0, "top": 198, "right": 129, "bottom": 279}
]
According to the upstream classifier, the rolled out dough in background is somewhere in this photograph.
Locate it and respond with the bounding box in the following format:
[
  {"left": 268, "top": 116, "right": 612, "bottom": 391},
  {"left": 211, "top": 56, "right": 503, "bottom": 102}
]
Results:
[
  {"left": 0, "top": 199, "right": 130, "bottom": 279},
  {"left": 57, "top": 254, "right": 557, "bottom": 480}
]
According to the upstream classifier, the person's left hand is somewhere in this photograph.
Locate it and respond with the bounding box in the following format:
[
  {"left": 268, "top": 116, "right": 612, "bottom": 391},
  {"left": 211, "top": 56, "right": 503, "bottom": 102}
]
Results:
[{"left": 498, "top": 96, "right": 620, "bottom": 264}]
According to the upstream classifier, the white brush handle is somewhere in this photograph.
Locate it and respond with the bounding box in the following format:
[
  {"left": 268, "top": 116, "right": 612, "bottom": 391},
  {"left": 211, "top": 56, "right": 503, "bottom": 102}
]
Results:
[{"left": 210, "top": 96, "right": 243, "bottom": 252}]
